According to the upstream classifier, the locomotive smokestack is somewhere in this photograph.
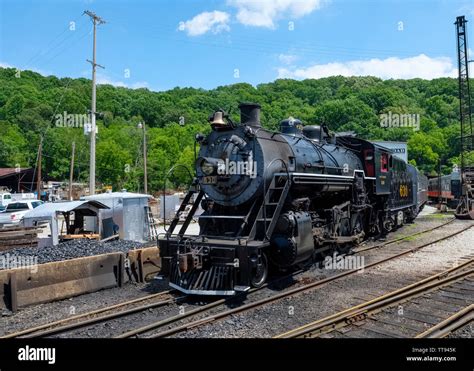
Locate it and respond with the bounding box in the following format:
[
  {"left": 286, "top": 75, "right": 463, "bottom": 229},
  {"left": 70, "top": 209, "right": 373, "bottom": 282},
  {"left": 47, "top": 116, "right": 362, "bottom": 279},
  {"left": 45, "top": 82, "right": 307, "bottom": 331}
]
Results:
[{"left": 239, "top": 103, "right": 261, "bottom": 128}]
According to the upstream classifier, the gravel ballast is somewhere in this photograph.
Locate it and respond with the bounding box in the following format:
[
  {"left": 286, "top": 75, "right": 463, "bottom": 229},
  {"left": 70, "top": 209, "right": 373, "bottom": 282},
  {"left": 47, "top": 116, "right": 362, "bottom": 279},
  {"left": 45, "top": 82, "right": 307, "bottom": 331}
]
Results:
[{"left": 0, "top": 238, "right": 151, "bottom": 268}]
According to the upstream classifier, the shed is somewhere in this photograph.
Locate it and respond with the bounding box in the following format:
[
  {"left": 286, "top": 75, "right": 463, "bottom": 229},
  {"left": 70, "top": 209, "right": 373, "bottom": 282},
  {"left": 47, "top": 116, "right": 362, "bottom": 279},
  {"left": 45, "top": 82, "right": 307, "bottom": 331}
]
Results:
[
  {"left": 22, "top": 200, "right": 109, "bottom": 246},
  {"left": 0, "top": 168, "right": 36, "bottom": 193},
  {"left": 82, "top": 192, "right": 152, "bottom": 242}
]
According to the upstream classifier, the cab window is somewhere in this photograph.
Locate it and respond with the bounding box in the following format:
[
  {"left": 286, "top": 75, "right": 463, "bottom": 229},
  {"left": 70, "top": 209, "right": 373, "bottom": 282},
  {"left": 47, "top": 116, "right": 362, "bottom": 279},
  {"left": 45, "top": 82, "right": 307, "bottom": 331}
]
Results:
[{"left": 381, "top": 153, "right": 389, "bottom": 173}]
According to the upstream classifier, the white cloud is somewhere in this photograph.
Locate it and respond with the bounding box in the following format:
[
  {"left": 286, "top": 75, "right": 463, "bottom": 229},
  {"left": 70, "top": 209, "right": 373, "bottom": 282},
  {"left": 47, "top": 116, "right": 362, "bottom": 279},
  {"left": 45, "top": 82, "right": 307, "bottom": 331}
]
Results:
[
  {"left": 277, "top": 54, "right": 457, "bottom": 80},
  {"left": 228, "top": 0, "right": 323, "bottom": 28},
  {"left": 30, "top": 67, "right": 51, "bottom": 76},
  {"left": 0, "top": 62, "right": 50, "bottom": 76},
  {"left": 81, "top": 71, "right": 149, "bottom": 89},
  {"left": 131, "top": 81, "right": 149, "bottom": 89},
  {"left": 179, "top": 11, "right": 230, "bottom": 36},
  {"left": 96, "top": 75, "right": 127, "bottom": 87},
  {"left": 95, "top": 74, "right": 150, "bottom": 90},
  {"left": 278, "top": 53, "right": 298, "bottom": 65}
]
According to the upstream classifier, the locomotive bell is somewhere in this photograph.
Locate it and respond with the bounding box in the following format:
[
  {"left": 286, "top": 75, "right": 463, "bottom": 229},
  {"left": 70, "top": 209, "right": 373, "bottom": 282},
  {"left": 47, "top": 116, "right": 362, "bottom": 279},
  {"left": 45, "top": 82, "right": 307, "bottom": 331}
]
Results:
[{"left": 210, "top": 111, "right": 226, "bottom": 126}]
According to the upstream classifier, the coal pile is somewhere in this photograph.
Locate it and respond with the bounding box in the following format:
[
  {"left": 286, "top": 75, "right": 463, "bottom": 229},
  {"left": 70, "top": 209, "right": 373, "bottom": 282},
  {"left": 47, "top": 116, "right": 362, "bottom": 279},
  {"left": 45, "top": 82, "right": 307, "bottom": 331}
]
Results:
[{"left": 0, "top": 239, "right": 149, "bottom": 268}]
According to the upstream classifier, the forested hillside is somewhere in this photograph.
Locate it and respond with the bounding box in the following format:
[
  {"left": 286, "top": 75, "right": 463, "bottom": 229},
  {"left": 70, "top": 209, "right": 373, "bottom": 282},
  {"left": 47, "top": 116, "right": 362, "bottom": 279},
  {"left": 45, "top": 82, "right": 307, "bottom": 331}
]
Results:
[{"left": 0, "top": 67, "right": 471, "bottom": 193}]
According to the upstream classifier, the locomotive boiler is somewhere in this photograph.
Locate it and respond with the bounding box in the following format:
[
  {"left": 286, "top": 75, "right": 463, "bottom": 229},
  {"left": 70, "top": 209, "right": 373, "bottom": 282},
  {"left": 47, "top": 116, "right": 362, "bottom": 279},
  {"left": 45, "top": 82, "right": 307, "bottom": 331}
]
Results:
[{"left": 158, "top": 103, "right": 427, "bottom": 295}]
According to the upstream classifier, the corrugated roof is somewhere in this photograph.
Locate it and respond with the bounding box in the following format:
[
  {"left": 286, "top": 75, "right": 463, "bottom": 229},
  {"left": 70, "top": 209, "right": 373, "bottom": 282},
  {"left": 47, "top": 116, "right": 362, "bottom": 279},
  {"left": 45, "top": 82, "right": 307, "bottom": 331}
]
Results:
[
  {"left": 83, "top": 191, "right": 151, "bottom": 200},
  {"left": 23, "top": 200, "right": 109, "bottom": 219},
  {"left": 0, "top": 168, "right": 33, "bottom": 178}
]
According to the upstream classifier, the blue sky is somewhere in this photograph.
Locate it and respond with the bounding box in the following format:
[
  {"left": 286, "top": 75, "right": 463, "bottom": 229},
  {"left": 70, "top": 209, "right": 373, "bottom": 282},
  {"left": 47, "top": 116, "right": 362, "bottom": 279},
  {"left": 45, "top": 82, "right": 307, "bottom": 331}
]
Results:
[{"left": 0, "top": 0, "right": 473, "bottom": 91}]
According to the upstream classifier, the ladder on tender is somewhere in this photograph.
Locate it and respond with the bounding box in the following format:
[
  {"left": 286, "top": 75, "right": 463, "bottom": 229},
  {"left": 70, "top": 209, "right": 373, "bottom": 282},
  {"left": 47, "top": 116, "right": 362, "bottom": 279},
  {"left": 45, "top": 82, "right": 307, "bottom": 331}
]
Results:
[
  {"left": 249, "top": 174, "right": 290, "bottom": 241},
  {"left": 145, "top": 206, "right": 159, "bottom": 241}
]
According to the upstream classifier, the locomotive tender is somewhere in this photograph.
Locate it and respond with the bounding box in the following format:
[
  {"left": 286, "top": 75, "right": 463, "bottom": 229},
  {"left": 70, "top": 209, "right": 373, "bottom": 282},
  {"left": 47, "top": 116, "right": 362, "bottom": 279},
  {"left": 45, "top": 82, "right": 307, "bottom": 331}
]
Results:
[{"left": 158, "top": 103, "right": 428, "bottom": 295}]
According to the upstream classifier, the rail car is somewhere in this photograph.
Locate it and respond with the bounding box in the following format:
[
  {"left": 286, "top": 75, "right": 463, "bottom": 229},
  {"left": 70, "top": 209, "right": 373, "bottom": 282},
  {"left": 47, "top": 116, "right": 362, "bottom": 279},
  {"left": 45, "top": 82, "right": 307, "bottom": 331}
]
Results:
[
  {"left": 158, "top": 103, "right": 428, "bottom": 295},
  {"left": 427, "top": 171, "right": 462, "bottom": 208}
]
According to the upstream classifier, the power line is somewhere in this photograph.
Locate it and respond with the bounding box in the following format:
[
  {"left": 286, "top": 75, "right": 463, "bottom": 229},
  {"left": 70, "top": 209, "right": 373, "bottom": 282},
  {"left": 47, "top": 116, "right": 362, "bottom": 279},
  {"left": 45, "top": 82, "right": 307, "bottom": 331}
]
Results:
[
  {"left": 39, "top": 26, "right": 92, "bottom": 68},
  {"left": 22, "top": 17, "right": 88, "bottom": 70},
  {"left": 107, "top": 18, "right": 449, "bottom": 59}
]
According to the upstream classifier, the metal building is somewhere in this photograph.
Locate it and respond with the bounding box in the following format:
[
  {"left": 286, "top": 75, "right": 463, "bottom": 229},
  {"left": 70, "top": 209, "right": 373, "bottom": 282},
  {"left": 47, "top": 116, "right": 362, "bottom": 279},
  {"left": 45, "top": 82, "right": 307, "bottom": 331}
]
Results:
[
  {"left": 22, "top": 200, "right": 109, "bottom": 246},
  {"left": 82, "top": 192, "right": 152, "bottom": 242}
]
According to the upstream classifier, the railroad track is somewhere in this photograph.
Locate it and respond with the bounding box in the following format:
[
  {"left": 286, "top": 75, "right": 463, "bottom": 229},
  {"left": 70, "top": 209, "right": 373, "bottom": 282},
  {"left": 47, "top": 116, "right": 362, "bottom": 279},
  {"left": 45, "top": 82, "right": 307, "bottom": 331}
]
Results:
[
  {"left": 416, "top": 304, "right": 474, "bottom": 338},
  {"left": 275, "top": 258, "right": 474, "bottom": 338},
  {"left": 353, "top": 216, "right": 455, "bottom": 253},
  {"left": 115, "top": 220, "right": 472, "bottom": 338},
  {"left": 3, "top": 265, "right": 311, "bottom": 338},
  {"left": 1, "top": 217, "right": 464, "bottom": 339},
  {"left": 0, "top": 290, "right": 177, "bottom": 338}
]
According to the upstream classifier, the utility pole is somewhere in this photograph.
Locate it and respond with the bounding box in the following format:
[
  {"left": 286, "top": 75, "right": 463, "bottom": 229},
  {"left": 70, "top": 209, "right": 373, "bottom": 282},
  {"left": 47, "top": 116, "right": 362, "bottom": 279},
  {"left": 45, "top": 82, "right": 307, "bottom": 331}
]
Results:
[
  {"left": 84, "top": 10, "right": 105, "bottom": 195},
  {"left": 69, "top": 141, "right": 76, "bottom": 200},
  {"left": 138, "top": 122, "right": 148, "bottom": 194},
  {"left": 143, "top": 123, "right": 148, "bottom": 194},
  {"left": 36, "top": 137, "right": 43, "bottom": 201}
]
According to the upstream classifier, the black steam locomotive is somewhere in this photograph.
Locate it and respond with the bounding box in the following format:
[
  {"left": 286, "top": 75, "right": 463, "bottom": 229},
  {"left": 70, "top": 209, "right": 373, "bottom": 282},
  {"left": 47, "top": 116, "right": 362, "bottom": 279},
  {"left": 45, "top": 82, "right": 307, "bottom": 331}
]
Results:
[{"left": 158, "top": 103, "right": 428, "bottom": 295}]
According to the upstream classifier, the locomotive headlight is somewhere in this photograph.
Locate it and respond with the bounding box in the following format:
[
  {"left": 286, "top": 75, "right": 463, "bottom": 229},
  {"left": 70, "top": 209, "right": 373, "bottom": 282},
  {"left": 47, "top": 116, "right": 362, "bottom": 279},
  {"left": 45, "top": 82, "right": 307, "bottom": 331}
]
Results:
[
  {"left": 200, "top": 158, "right": 217, "bottom": 176},
  {"left": 201, "top": 160, "right": 214, "bottom": 175}
]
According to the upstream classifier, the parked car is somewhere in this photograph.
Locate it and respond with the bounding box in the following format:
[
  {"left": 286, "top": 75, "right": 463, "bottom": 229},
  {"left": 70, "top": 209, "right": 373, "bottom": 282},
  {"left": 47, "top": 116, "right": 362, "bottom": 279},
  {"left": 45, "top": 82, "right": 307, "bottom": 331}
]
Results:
[
  {"left": 0, "top": 192, "right": 12, "bottom": 211},
  {"left": 0, "top": 200, "right": 44, "bottom": 228}
]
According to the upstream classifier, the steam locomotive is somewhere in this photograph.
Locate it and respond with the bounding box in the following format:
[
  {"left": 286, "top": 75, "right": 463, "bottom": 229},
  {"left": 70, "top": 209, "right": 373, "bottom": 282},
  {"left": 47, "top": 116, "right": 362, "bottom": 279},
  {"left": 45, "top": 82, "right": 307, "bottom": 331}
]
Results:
[{"left": 158, "top": 103, "right": 428, "bottom": 295}]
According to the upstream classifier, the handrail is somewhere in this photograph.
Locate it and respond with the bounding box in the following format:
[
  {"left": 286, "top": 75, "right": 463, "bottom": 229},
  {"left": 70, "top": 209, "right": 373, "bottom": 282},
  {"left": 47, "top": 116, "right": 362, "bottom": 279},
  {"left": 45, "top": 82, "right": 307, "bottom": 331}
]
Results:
[{"left": 162, "top": 164, "right": 195, "bottom": 235}]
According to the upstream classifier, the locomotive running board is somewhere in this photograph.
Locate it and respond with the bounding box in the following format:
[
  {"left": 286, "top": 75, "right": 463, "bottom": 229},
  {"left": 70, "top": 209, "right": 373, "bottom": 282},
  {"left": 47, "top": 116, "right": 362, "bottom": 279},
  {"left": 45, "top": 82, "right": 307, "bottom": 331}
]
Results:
[{"left": 276, "top": 171, "right": 377, "bottom": 183}]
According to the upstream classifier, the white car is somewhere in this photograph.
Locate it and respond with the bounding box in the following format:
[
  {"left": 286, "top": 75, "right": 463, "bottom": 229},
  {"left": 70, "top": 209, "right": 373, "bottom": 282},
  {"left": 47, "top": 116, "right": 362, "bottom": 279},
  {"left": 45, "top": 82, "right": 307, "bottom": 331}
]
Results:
[
  {"left": 0, "top": 192, "right": 12, "bottom": 212},
  {"left": 0, "top": 200, "right": 44, "bottom": 227}
]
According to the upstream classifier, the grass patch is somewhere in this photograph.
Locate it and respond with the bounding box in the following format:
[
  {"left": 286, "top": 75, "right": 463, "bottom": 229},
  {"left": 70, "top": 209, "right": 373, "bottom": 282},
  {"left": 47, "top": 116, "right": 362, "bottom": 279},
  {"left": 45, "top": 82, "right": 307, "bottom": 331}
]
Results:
[{"left": 423, "top": 213, "right": 453, "bottom": 219}]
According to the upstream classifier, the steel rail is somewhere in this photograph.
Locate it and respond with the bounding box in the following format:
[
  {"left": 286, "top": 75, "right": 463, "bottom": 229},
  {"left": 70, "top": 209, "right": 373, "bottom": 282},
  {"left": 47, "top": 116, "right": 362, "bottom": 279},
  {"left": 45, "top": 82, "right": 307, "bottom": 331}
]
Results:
[
  {"left": 15, "top": 266, "right": 306, "bottom": 339},
  {"left": 1, "top": 290, "right": 175, "bottom": 338},
  {"left": 114, "top": 268, "right": 304, "bottom": 338},
  {"left": 275, "top": 260, "right": 474, "bottom": 338},
  {"left": 353, "top": 217, "right": 455, "bottom": 253},
  {"left": 415, "top": 304, "right": 474, "bottom": 338}
]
